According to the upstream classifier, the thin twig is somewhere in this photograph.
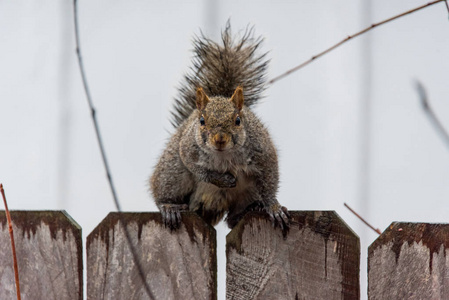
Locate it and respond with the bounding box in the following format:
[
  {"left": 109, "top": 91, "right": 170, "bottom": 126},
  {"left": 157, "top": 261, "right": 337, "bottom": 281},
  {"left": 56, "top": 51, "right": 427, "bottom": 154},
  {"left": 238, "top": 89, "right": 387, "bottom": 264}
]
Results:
[
  {"left": 415, "top": 81, "right": 449, "bottom": 150},
  {"left": 268, "top": 0, "right": 446, "bottom": 85},
  {"left": 344, "top": 202, "right": 381, "bottom": 235},
  {"left": 445, "top": 0, "right": 449, "bottom": 13},
  {"left": 1, "top": 184, "right": 21, "bottom": 300},
  {"left": 72, "top": 1, "right": 154, "bottom": 298}
]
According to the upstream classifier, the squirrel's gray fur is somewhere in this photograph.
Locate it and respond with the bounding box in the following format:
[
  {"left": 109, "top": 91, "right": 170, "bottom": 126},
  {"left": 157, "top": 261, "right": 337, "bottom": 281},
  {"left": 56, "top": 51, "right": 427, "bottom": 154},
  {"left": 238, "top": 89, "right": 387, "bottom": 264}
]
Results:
[{"left": 150, "top": 24, "right": 289, "bottom": 230}]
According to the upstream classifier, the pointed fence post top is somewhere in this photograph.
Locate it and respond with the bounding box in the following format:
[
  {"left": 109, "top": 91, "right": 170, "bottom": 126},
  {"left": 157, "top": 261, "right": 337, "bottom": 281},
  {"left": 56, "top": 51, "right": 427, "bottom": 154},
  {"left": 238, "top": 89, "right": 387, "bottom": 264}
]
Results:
[
  {"left": 369, "top": 222, "right": 449, "bottom": 299},
  {"left": 86, "top": 212, "right": 217, "bottom": 300},
  {"left": 369, "top": 222, "right": 449, "bottom": 260},
  {"left": 226, "top": 211, "right": 360, "bottom": 300},
  {"left": 87, "top": 211, "right": 216, "bottom": 249},
  {"left": 0, "top": 210, "right": 81, "bottom": 240},
  {"left": 0, "top": 210, "right": 83, "bottom": 300}
]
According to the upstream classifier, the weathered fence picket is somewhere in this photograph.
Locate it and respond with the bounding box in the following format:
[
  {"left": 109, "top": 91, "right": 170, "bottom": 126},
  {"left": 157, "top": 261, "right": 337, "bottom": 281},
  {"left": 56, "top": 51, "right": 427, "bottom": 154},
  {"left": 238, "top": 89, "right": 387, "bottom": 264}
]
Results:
[
  {"left": 3, "top": 210, "right": 449, "bottom": 300},
  {"left": 226, "top": 211, "right": 360, "bottom": 300},
  {"left": 0, "top": 210, "right": 82, "bottom": 300},
  {"left": 86, "top": 212, "right": 217, "bottom": 300},
  {"left": 368, "top": 222, "right": 449, "bottom": 300}
]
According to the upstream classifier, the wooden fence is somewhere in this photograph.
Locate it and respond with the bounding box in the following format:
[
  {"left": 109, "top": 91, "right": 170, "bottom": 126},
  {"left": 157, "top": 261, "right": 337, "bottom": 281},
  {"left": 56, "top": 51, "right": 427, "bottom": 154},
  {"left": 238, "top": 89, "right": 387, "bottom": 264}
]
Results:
[{"left": 1, "top": 210, "right": 448, "bottom": 299}]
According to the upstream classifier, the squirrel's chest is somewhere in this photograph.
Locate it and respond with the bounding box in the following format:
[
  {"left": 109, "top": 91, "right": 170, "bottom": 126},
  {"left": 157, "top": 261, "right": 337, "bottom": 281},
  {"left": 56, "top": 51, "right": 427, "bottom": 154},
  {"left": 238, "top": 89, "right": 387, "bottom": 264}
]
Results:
[
  {"left": 199, "top": 151, "right": 252, "bottom": 174},
  {"left": 192, "top": 171, "right": 256, "bottom": 211}
]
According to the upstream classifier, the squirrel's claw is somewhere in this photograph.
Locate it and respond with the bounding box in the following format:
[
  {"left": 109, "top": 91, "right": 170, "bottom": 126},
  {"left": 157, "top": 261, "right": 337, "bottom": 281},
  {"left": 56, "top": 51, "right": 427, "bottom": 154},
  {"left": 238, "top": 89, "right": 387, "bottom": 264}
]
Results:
[
  {"left": 265, "top": 204, "right": 290, "bottom": 231},
  {"left": 160, "top": 204, "right": 189, "bottom": 230}
]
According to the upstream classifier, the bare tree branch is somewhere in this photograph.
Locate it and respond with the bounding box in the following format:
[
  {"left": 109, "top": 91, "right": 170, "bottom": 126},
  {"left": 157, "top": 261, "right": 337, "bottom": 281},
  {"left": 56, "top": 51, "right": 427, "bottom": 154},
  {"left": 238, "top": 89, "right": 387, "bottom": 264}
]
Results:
[
  {"left": 72, "top": 1, "right": 155, "bottom": 298},
  {"left": 344, "top": 202, "right": 381, "bottom": 235},
  {"left": 1, "top": 184, "right": 21, "bottom": 300},
  {"left": 415, "top": 81, "right": 449, "bottom": 150},
  {"left": 269, "top": 0, "right": 446, "bottom": 85}
]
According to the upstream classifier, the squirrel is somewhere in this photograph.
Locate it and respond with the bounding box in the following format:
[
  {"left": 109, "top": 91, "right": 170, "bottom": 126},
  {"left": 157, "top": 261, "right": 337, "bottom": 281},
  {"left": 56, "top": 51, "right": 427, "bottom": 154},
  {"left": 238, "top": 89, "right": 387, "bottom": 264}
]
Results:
[{"left": 150, "top": 24, "right": 289, "bottom": 230}]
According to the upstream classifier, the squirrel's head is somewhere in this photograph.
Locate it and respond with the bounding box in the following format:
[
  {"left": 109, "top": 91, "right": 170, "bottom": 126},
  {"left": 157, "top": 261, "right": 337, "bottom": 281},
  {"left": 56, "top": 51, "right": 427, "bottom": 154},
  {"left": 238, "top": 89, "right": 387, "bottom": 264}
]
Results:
[{"left": 195, "top": 86, "right": 246, "bottom": 153}]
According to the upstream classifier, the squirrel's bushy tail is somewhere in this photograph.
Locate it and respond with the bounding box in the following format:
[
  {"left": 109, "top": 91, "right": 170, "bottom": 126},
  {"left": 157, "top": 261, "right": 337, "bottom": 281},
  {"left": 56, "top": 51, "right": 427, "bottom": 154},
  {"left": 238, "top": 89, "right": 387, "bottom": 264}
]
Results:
[{"left": 171, "top": 22, "right": 269, "bottom": 127}]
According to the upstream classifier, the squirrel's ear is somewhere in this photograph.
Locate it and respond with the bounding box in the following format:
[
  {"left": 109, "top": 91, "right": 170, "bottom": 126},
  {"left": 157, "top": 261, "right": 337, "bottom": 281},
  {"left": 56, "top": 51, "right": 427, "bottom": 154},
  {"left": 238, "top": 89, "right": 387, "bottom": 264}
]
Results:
[
  {"left": 196, "top": 87, "right": 210, "bottom": 111},
  {"left": 230, "top": 86, "right": 244, "bottom": 111}
]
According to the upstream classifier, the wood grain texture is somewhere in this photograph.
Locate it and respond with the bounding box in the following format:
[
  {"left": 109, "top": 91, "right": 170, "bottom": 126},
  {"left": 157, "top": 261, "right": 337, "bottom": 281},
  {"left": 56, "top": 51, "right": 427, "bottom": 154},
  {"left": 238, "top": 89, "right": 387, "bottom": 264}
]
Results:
[
  {"left": 0, "top": 210, "right": 83, "bottom": 300},
  {"left": 226, "top": 211, "right": 360, "bottom": 300},
  {"left": 368, "top": 222, "right": 449, "bottom": 300},
  {"left": 87, "top": 212, "right": 217, "bottom": 300}
]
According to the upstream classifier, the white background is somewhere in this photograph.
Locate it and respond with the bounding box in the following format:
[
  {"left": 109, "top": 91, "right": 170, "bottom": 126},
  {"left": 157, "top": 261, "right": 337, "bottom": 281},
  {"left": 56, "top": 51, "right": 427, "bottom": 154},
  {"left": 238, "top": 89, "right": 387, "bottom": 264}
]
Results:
[{"left": 1, "top": 1, "right": 449, "bottom": 299}]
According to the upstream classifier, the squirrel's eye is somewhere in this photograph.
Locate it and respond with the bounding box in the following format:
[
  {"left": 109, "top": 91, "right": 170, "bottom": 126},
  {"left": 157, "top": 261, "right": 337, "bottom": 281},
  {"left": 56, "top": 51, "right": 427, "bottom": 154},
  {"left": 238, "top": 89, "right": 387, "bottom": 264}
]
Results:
[
  {"left": 235, "top": 116, "right": 241, "bottom": 126},
  {"left": 200, "top": 116, "right": 205, "bottom": 126}
]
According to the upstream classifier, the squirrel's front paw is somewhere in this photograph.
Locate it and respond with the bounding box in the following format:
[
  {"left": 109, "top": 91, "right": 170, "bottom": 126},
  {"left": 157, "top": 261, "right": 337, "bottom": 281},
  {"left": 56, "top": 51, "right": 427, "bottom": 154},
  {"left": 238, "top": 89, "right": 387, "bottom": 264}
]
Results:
[
  {"left": 264, "top": 204, "right": 290, "bottom": 231},
  {"left": 159, "top": 204, "right": 189, "bottom": 230},
  {"left": 209, "top": 172, "right": 237, "bottom": 188}
]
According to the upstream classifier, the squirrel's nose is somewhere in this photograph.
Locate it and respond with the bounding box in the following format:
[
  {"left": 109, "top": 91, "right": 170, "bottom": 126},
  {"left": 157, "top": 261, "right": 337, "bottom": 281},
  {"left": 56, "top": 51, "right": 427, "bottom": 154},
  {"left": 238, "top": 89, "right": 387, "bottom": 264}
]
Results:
[{"left": 213, "top": 133, "right": 229, "bottom": 148}]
